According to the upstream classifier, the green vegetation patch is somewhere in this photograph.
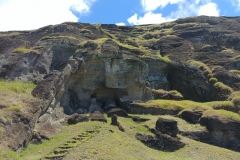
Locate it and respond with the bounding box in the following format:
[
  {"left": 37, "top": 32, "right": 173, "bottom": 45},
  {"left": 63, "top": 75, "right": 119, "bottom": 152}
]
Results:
[
  {"left": 187, "top": 60, "right": 213, "bottom": 79},
  {"left": 214, "top": 82, "right": 233, "bottom": 93},
  {"left": 40, "top": 36, "right": 80, "bottom": 41},
  {"left": 202, "top": 109, "right": 240, "bottom": 122},
  {"left": 13, "top": 47, "right": 38, "bottom": 54},
  {"left": 140, "top": 51, "right": 171, "bottom": 63},
  {"left": 172, "top": 22, "right": 199, "bottom": 30},
  {"left": 229, "top": 70, "right": 240, "bottom": 77},
  {"left": 209, "top": 77, "right": 218, "bottom": 84},
  {"left": 19, "top": 115, "right": 240, "bottom": 160},
  {"left": 206, "top": 101, "right": 234, "bottom": 111},
  {"left": 0, "top": 80, "right": 36, "bottom": 95},
  {"left": 229, "top": 91, "right": 240, "bottom": 109},
  {"left": 0, "top": 80, "right": 37, "bottom": 113},
  {"left": 135, "top": 100, "right": 212, "bottom": 112}
]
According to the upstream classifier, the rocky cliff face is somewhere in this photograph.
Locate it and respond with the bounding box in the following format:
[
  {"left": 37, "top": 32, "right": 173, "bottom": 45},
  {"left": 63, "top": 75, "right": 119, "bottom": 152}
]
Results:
[{"left": 1, "top": 16, "right": 240, "bottom": 127}]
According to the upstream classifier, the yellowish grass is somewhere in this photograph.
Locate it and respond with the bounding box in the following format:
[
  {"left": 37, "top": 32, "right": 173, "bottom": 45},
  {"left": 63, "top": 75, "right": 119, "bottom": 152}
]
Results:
[
  {"left": 187, "top": 60, "right": 213, "bottom": 79},
  {"left": 135, "top": 100, "right": 212, "bottom": 112},
  {"left": 18, "top": 115, "right": 240, "bottom": 160},
  {"left": 202, "top": 109, "right": 240, "bottom": 122},
  {"left": 214, "top": 82, "right": 233, "bottom": 93},
  {"left": 0, "top": 80, "right": 37, "bottom": 113}
]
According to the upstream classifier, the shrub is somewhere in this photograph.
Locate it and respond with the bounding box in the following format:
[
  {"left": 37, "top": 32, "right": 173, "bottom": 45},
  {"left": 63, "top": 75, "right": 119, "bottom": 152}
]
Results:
[
  {"left": 214, "top": 82, "right": 233, "bottom": 93},
  {"left": 229, "top": 70, "right": 240, "bottom": 77},
  {"left": 229, "top": 91, "right": 240, "bottom": 110},
  {"left": 209, "top": 78, "right": 218, "bottom": 84},
  {"left": 187, "top": 60, "right": 212, "bottom": 79}
]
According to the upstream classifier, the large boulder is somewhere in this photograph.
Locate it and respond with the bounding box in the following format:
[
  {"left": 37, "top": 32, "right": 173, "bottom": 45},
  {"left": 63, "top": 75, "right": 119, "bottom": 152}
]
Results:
[
  {"left": 199, "top": 110, "right": 240, "bottom": 151},
  {"left": 180, "top": 110, "right": 203, "bottom": 124},
  {"left": 156, "top": 118, "right": 178, "bottom": 137},
  {"left": 67, "top": 114, "right": 89, "bottom": 124},
  {"left": 107, "top": 108, "right": 128, "bottom": 117},
  {"left": 135, "top": 129, "right": 185, "bottom": 151},
  {"left": 89, "top": 111, "right": 107, "bottom": 123}
]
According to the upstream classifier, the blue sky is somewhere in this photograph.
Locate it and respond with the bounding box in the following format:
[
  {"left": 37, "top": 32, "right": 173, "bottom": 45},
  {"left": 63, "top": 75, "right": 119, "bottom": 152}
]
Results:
[{"left": 0, "top": 0, "right": 240, "bottom": 31}]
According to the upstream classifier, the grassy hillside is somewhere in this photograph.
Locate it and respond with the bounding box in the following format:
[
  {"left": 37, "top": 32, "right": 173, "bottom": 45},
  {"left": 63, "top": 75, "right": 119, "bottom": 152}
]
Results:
[{"left": 15, "top": 115, "right": 240, "bottom": 160}]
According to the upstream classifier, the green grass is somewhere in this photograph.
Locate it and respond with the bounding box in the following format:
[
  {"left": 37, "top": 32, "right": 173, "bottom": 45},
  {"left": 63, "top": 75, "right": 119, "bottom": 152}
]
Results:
[
  {"left": 140, "top": 50, "right": 171, "bottom": 63},
  {"left": 40, "top": 36, "right": 80, "bottom": 41},
  {"left": 229, "top": 70, "right": 240, "bottom": 77},
  {"left": 0, "top": 32, "right": 21, "bottom": 37},
  {"left": 0, "top": 150, "right": 20, "bottom": 160},
  {"left": 202, "top": 109, "right": 240, "bottom": 122},
  {"left": 0, "top": 80, "right": 36, "bottom": 95},
  {"left": 18, "top": 115, "right": 240, "bottom": 160},
  {"left": 206, "top": 101, "right": 234, "bottom": 111},
  {"left": 228, "top": 91, "right": 240, "bottom": 110},
  {"left": 214, "top": 82, "right": 233, "bottom": 93},
  {"left": 0, "top": 80, "right": 37, "bottom": 113},
  {"left": 231, "top": 55, "right": 240, "bottom": 60},
  {"left": 135, "top": 99, "right": 237, "bottom": 114},
  {"left": 13, "top": 47, "right": 38, "bottom": 54},
  {"left": 172, "top": 23, "right": 198, "bottom": 30},
  {"left": 135, "top": 100, "right": 212, "bottom": 112},
  {"left": 187, "top": 60, "right": 213, "bottom": 79},
  {"left": 221, "top": 48, "right": 234, "bottom": 53},
  {"left": 209, "top": 77, "right": 218, "bottom": 84}
]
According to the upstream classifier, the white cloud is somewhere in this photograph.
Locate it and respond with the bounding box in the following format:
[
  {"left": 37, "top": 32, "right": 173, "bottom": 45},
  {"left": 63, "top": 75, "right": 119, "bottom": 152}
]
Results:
[
  {"left": 128, "top": 0, "right": 220, "bottom": 25},
  {"left": 198, "top": 2, "right": 220, "bottom": 16},
  {"left": 116, "top": 22, "right": 126, "bottom": 26},
  {"left": 141, "top": 0, "right": 185, "bottom": 12},
  {"left": 229, "top": 0, "right": 240, "bottom": 10},
  {"left": 127, "top": 12, "right": 174, "bottom": 25},
  {"left": 0, "top": 0, "right": 96, "bottom": 31}
]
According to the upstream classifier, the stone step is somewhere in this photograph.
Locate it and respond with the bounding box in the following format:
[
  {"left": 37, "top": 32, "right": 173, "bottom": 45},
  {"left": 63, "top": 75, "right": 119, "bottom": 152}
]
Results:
[{"left": 43, "top": 127, "right": 101, "bottom": 159}]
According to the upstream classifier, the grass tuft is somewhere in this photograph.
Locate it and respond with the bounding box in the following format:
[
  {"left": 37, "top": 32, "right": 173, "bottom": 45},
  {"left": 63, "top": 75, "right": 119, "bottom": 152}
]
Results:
[
  {"left": 13, "top": 47, "right": 38, "bottom": 54},
  {"left": 202, "top": 109, "right": 240, "bottom": 122},
  {"left": 187, "top": 60, "right": 212, "bottom": 79},
  {"left": 214, "top": 82, "right": 233, "bottom": 93}
]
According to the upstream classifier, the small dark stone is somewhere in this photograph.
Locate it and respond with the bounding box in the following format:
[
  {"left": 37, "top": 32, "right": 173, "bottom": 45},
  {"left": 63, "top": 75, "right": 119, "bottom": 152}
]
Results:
[
  {"left": 135, "top": 129, "right": 185, "bottom": 151},
  {"left": 89, "top": 111, "right": 107, "bottom": 123},
  {"left": 67, "top": 113, "right": 89, "bottom": 124},
  {"left": 111, "top": 114, "right": 124, "bottom": 132},
  {"left": 107, "top": 108, "right": 128, "bottom": 117},
  {"left": 111, "top": 114, "right": 118, "bottom": 125},
  {"left": 118, "top": 124, "right": 125, "bottom": 132},
  {"left": 180, "top": 110, "right": 203, "bottom": 124},
  {"left": 156, "top": 118, "right": 178, "bottom": 137},
  {"left": 132, "top": 116, "right": 150, "bottom": 123}
]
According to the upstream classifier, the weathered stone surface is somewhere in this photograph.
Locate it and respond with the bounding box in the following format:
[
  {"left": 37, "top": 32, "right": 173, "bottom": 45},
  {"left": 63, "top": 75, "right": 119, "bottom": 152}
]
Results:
[
  {"left": 152, "top": 89, "right": 184, "bottom": 100},
  {"left": 89, "top": 111, "right": 107, "bottom": 123},
  {"left": 135, "top": 129, "right": 185, "bottom": 151},
  {"left": 180, "top": 110, "right": 203, "bottom": 124},
  {"left": 107, "top": 108, "right": 128, "bottom": 117},
  {"left": 2, "top": 16, "right": 240, "bottom": 151},
  {"left": 156, "top": 118, "right": 178, "bottom": 137},
  {"left": 67, "top": 114, "right": 89, "bottom": 124},
  {"left": 199, "top": 110, "right": 240, "bottom": 151},
  {"left": 111, "top": 114, "right": 124, "bottom": 132},
  {"left": 131, "top": 116, "right": 150, "bottom": 122}
]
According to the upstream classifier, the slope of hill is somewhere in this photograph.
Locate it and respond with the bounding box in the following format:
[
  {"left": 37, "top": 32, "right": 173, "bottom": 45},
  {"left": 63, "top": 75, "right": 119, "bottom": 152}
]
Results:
[{"left": 0, "top": 15, "right": 240, "bottom": 159}]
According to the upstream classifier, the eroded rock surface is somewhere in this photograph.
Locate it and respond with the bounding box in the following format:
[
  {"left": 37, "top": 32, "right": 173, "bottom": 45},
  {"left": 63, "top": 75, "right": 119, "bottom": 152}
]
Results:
[
  {"left": 199, "top": 110, "right": 240, "bottom": 151},
  {"left": 136, "top": 129, "right": 185, "bottom": 151},
  {"left": 1, "top": 16, "right": 240, "bottom": 151},
  {"left": 156, "top": 118, "right": 178, "bottom": 137}
]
